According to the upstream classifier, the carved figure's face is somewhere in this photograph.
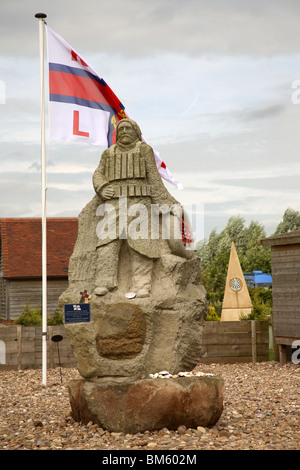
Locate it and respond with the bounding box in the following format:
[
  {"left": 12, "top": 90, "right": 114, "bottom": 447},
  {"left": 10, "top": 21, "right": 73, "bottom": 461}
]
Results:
[{"left": 117, "top": 122, "right": 137, "bottom": 145}]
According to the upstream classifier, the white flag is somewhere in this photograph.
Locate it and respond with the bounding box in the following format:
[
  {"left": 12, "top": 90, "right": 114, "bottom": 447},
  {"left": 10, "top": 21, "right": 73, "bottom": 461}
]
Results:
[{"left": 47, "top": 26, "right": 183, "bottom": 189}]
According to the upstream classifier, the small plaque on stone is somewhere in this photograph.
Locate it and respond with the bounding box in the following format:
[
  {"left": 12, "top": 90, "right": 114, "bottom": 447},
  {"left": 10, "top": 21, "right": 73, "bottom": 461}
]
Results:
[{"left": 64, "top": 304, "right": 91, "bottom": 324}]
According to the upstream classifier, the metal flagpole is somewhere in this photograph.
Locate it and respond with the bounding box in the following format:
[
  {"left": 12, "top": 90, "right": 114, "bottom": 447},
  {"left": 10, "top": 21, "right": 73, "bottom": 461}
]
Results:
[{"left": 35, "top": 12, "right": 48, "bottom": 387}]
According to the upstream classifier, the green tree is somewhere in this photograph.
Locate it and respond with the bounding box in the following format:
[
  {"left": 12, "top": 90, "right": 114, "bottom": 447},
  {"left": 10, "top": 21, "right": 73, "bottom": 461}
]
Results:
[
  {"left": 242, "top": 220, "right": 271, "bottom": 273},
  {"left": 201, "top": 249, "right": 230, "bottom": 303},
  {"left": 217, "top": 215, "right": 246, "bottom": 253},
  {"left": 196, "top": 228, "right": 220, "bottom": 270},
  {"left": 274, "top": 208, "right": 300, "bottom": 235},
  {"left": 196, "top": 216, "right": 271, "bottom": 302}
]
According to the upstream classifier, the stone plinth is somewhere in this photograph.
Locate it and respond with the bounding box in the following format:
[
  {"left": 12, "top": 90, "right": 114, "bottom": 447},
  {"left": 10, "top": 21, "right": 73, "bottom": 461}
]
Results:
[{"left": 68, "top": 375, "right": 224, "bottom": 433}]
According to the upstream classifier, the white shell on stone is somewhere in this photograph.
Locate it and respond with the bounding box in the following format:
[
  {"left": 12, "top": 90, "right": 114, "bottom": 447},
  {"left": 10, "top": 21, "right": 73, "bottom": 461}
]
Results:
[
  {"left": 124, "top": 292, "right": 136, "bottom": 299},
  {"left": 148, "top": 373, "right": 159, "bottom": 379}
]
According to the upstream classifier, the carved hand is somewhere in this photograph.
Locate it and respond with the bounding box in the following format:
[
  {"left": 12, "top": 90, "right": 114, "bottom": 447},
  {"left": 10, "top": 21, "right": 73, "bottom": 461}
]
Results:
[{"left": 101, "top": 185, "right": 115, "bottom": 200}]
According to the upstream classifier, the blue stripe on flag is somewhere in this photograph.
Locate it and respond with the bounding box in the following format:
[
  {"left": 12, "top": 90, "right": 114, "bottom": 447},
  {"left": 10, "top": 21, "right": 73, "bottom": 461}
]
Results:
[
  {"left": 49, "top": 93, "right": 115, "bottom": 112},
  {"left": 49, "top": 62, "right": 106, "bottom": 85}
]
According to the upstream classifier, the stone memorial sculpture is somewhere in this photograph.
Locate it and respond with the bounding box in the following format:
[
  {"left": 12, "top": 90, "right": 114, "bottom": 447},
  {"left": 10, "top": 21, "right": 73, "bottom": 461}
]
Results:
[
  {"left": 92, "top": 118, "right": 190, "bottom": 298},
  {"left": 59, "top": 118, "right": 223, "bottom": 432}
]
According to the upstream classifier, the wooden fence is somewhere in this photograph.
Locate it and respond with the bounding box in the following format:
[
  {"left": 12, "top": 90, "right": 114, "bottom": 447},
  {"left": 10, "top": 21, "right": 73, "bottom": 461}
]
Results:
[
  {"left": 0, "top": 325, "right": 76, "bottom": 370},
  {"left": 199, "top": 320, "right": 269, "bottom": 364},
  {"left": 0, "top": 320, "right": 269, "bottom": 370}
]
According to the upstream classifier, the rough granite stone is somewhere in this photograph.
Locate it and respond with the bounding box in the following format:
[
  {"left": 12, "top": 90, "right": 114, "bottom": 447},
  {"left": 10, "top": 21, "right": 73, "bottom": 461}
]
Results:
[{"left": 68, "top": 375, "right": 224, "bottom": 433}]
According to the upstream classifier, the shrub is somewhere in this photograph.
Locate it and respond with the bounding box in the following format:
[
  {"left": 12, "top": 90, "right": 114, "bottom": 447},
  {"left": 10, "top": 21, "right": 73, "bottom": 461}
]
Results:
[
  {"left": 15, "top": 304, "right": 43, "bottom": 326},
  {"left": 240, "top": 287, "right": 272, "bottom": 322},
  {"left": 47, "top": 309, "right": 64, "bottom": 325},
  {"left": 206, "top": 305, "right": 220, "bottom": 321},
  {"left": 239, "top": 304, "right": 270, "bottom": 322},
  {"left": 15, "top": 304, "right": 63, "bottom": 326}
]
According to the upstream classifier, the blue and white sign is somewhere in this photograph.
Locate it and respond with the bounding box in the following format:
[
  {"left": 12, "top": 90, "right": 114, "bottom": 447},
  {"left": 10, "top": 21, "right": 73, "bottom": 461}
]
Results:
[{"left": 64, "top": 303, "right": 90, "bottom": 324}]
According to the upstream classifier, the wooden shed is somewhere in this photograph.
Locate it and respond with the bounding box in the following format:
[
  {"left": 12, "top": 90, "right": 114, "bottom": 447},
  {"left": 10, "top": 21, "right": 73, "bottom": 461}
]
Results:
[
  {"left": 0, "top": 218, "right": 77, "bottom": 322},
  {"left": 259, "top": 230, "right": 300, "bottom": 363}
]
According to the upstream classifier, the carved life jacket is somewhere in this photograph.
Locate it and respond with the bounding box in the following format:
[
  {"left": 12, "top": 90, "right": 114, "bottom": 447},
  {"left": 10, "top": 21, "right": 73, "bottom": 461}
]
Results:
[{"left": 104, "top": 141, "right": 151, "bottom": 198}]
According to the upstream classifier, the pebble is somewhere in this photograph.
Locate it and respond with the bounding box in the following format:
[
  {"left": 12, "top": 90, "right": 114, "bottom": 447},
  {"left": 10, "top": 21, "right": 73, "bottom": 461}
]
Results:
[
  {"left": 0, "top": 361, "right": 299, "bottom": 450},
  {"left": 177, "top": 425, "right": 187, "bottom": 434},
  {"left": 148, "top": 370, "right": 215, "bottom": 379}
]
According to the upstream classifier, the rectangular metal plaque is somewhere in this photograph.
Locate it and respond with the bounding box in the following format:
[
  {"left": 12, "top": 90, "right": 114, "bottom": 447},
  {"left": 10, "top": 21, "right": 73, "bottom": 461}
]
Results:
[{"left": 64, "top": 303, "right": 90, "bottom": 324}]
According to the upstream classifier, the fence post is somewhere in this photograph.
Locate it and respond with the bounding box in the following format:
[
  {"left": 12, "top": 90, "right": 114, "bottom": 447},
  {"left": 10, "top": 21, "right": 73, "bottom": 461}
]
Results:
[
  {"left": 270, "top": 312, "right": 279, "bottom": 361},
  {"left": 48, "top": 326, "right": 54, "bottom": 369},
  {"left": 251, "top": 320, "right": 257, "bottom": 362},
  {"left": 17, "top": 325, "right": 22, "bottom": 370}
]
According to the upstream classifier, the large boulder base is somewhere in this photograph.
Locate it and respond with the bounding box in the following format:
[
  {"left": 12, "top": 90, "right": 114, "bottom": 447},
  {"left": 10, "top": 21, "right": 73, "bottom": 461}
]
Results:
[{"left": 68, "top": 375, "right": 224, "bottom": 433}]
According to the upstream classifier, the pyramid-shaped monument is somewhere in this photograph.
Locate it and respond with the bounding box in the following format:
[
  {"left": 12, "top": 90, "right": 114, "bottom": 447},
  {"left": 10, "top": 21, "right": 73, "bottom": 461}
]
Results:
[{"left": 221, "top": 242, "right": 252, "bottom": 321}]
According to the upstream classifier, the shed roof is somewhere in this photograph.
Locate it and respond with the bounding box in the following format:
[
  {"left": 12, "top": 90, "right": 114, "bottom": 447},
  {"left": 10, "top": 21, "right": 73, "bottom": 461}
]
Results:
[
  {"left": 259, "top": 230, "right": 300, "bottom": 247},
  {"left": 0, "top": 218, "right": 78, "bottom": 278}
]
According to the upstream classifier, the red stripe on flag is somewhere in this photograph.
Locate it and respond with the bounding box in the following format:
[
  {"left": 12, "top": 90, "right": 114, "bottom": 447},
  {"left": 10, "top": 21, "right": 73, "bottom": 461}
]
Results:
[{"left": 49, "top": 70, "right": 124, "bottom": 114}]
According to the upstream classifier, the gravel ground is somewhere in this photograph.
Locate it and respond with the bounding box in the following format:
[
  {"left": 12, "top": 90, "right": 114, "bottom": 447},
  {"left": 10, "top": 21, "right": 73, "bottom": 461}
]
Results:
[{"left": 0, "top": 361, "right": 299, "bottom": 451}]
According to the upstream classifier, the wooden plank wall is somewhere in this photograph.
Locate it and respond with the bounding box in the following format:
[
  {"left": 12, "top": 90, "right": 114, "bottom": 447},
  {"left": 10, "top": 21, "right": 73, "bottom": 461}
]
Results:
[
  {"left": 0, "top": 278, "right": 6, "bottom": 320},
  {"left": 3, "top": 278, "right": 69, "bottom": 320},
  {"left": 271, "top": 244, "right": 300, "bottom": 339},
  {"left": 0, "top": 325, "right": 76, "bottom": 370},
  {"left": 0, "top": 321, "right": 269, "bottom": 370},
  {"left": 198, "top": 320, "right": 269, "bottom": 364}
]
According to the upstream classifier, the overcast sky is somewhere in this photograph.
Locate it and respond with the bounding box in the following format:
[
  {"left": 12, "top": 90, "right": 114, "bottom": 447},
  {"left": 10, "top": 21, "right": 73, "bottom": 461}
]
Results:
[{"left": 1, "top": 0, "right": 300, "bottom": 241}]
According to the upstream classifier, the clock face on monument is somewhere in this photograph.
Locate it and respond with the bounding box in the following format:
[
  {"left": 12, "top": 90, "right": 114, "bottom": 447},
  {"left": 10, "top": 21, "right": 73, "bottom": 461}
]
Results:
[{"left": 230, "top": 277, "right": 242, "bottom": 291}]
